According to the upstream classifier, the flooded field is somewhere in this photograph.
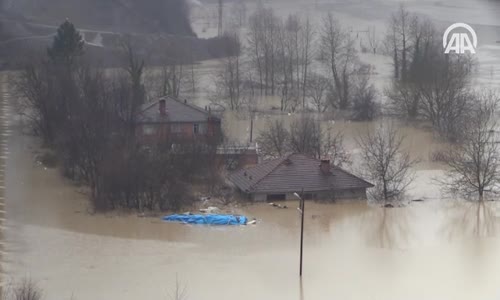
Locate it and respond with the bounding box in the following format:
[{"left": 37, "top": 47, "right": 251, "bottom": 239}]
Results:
[
  {"left": 3, "top": 0, "right": 500, "bottom": 299},
  {"left": 192, "top": 0, "right": 500, "bottom": 90},
  {"left": 3, "top": 69, "right": 500, "bottom": 299},
  {"left": 5, "top": 124, "right": 500, "bottom": 300}
]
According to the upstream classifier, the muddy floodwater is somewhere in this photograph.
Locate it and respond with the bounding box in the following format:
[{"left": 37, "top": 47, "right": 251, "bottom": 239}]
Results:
[
  {"left": 3, "top": 0, "right": 500, "bottom": 298},
  {"left": 5, "top": 124, "right": 500, "bottom": 300},
  {"left": 3, "top": 69, "right": 500, "bottom": 299}
]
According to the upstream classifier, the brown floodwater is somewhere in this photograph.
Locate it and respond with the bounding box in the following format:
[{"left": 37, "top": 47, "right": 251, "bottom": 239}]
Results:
[{"left": 3, "top": 70, "right": 500, "bottom": 300}]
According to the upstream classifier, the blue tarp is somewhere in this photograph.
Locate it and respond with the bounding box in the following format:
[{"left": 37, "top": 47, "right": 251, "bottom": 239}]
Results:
[{"left": 163, "top": 214, "right": 248, "bottom": 225}]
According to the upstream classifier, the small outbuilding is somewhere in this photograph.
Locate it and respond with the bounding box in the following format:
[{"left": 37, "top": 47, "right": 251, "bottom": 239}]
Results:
[{"left": 228, "top": 153, "right": 373, "bottom": 201}]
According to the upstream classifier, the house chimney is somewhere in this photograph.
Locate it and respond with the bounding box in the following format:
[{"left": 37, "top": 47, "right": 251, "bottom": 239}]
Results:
[
  {"left": 159, "top": 99, "right": 167, "bottom": 116},
  {"left": 320, "top": 159, "right": 331, "bottom": 174}
]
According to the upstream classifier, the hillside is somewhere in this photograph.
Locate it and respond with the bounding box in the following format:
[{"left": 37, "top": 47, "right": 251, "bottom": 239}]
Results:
[
  {"left": 0, "top": 0, "right": 240, "bottom": 69},
  {"left": 2, "top": 0, "right": 194, "bottom": 35}
]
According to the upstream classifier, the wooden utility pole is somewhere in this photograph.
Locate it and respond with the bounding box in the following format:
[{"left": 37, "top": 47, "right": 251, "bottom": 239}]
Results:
[
  {"left": 295, "top": 189, "right": 305, "bottom": 277},
  {"left": 299, "top": 195, "right": 305, "bottom": 276},
  {"left": 249, "top": 110, "right": 254, "bottom": 143}
]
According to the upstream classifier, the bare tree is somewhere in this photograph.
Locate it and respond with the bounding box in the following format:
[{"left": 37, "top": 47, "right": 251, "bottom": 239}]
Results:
[
  {"left": 385, "top": 16, "right": 474, "bottom": 139},
  {"left": 367, "top": 26, "right": 378, "bottom": 54},
  {"left": 167, "top": 275, "right": 188, "bottom": 300},
  {"left": 275, "top": 14, "right": 302, "bottom": 112},
  {"left": 56, "top": 67, "right": 119, "bottom": 203},
  {"left": 321, "top": 127, "right": 351, "bottom": 168},
  {"left": 213, "top": 34, "right": 245, "bottom": 110},
  {"left": 289, "top": 114, "right": 321, "bottom": 157},
  {"left": 8, "top": 279, "right": 42, "bottom": 300},
  {"left": 290, "top": 114, "right": 350, "bottom": 166},
  {"left": 16, "top": 59, "right": 56, "bottom": 143},
  {"left": 417, "top": 55, "right": 473, "bottom": 141},
  {"left": 214, "top": 55, "right": 243, "bottom": 110},
  {"left": 247, "top": 8, "right": 264, "bottom": 94},
  {"left": 256, "top": 119, "right": 290, "bottom": 158},
  {"left": 408, "top": 17, "right": 435, "bottom": 82},
  {"left": 306, "top": 72, "right": 330, "bottom": 112},
  {"left": 159, "top": 42, "right": 195, "bottom": 98},
  {"left": 319, "top": 13, "right": 358, "bottom": 110},
  {"left": 256, "top": 115, "right": 349, "bottom": 166},
  {"left": 385, "top": 80, "right": 420, "bottom": 119},
  {"left": 121, "top": 38, "right": 145, "bottom": 103},
  {"left": 230, "top": 0, "right": 247, "bottom": 28},
  {"left": 17, "top": 34, "right": 206, "bottom": 213},
  {"left": 160, "top": 63, "right": 182, "bottom": 98},
  {"left": 352, "top": 68, "right": 378, "bottom": 121},
  {"left": 300, "top": 17, "right": 314, "bottom": 109},
  {"left": 357, "top": 123, "right": 418, "bottom": 203},
  {"left": 120, "top": 38, "right": 146, "bottom": 136},
  {"left": 16, "top": 20, "right": 87, "bottom": 145},
  {"left": 385, "top": 5, "right": 414, "bottom": 81},
  {"left": 384, "top": 16, "right": 399, "bottom": 79},
  {"left": 247, "top": 5, "right": 280, "bottom": 96},
  {"left": 440, "top": 92, "right": 500, "bottom": 201},
  {"left": 248, "top": 9, "right": 314, "bottom": 107},
  {"left": 385, "top": 18, "right": 431, "bottom": 120}
]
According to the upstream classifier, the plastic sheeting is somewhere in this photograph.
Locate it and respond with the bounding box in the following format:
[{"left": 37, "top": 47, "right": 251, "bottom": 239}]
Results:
[{"left": 163, "top": 214, "right": 248, "bottom": 225}]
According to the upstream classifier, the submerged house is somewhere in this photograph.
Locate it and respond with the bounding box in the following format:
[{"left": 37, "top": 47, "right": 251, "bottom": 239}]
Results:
[
  {"left": 135, "top": 96, "right": 222, "bottom": 145},
  {"left": 228, "top": 153, "right": 373, "bottom": 201},
  {"left": 135, "top": 96, "right": 258, "bottom": 169}
]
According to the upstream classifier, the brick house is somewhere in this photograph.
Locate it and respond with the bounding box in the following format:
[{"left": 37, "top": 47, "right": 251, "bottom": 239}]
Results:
[
  {"left": 135, "top": 96, "right": 222, "bottom": 145},
  {"left": 135, "top": 96, "right": 258, "bottom": 169},
  {"left": 229, "top": 153, "right": 373, "bottom": 201}
]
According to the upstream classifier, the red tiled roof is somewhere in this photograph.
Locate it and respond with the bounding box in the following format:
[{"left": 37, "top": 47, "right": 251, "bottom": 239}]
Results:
[{"left": 229, "top": 153, "right": 373, "bottom": 194}]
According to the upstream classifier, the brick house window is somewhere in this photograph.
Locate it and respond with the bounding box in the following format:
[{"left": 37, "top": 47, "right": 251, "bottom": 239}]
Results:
[
  {"left": 143, "top": 125, "right": 156, "bottom": 135},
  {"left": 171, "top": 124, "right": 182, "bottom": 133},
  {"left": 193, "top": 123, "right": 199, "bottom": 134}
]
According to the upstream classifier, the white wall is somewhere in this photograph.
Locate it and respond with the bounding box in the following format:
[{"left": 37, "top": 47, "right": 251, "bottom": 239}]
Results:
[{"left": 250, "top": 189, "right": 367, "bottom": 202}]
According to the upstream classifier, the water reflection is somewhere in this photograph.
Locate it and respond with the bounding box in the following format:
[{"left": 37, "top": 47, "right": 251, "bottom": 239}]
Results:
[
  {"left": 442, "top": 200, "right": 498, "bottom": 239},
  {"left": 360, "top": 207, "right": 413, "bottom": 249},
  {"left": 299, "top": 278, "right": 304, "bottom": 300}
]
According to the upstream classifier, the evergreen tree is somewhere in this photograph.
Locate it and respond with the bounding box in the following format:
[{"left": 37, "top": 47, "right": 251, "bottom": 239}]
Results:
[{"left": 47, "top": 20, "right": 85, "bottom": 65}]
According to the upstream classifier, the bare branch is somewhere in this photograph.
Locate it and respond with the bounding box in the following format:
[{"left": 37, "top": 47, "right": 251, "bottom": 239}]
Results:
[
  {"left": 357, "top": 123, "right": 418, "bottom": 203},
  {"left": 439, "top": 91, "right": 500, "bottom": 201}
]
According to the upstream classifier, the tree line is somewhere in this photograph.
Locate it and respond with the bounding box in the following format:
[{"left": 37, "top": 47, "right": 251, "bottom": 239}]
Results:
[
  {"left": 215, "top": 5, "right": 482, "bottom": 140},
  {"left": 385, "top": 6, "right": 475, "bottom": 142},
  {"left": 213, "top": 6, "right": 377, "bottom": 119},
  {"left": 16, "top": 20, "right": 222, "bottom": 211}
]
